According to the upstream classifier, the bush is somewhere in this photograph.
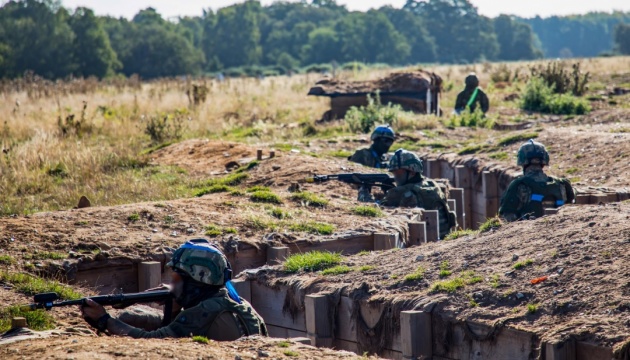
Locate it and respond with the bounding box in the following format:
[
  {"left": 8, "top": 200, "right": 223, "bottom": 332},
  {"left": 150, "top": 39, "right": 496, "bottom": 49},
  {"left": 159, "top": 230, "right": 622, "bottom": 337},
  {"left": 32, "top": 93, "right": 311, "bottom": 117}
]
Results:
[
  {"left": 345, "top": 93, "right": 400, "bottom": 134},
  {"left": 352, "top": 205, "right": 383, "bottom": 217},
  {"left": 290, "top": 192, "right": 328, "bottom": 207},
  {"left": 250, "top": 191, "right": 283, "bottom": 204},
  {"left": 529, "top": 61, "right": 589, "bottom": 96},
  {"left": 144, "top": 111, "right": 185, "bottom": 144},
  {"left": 520, "top": 77, "right": 591, "bottom": 115}
]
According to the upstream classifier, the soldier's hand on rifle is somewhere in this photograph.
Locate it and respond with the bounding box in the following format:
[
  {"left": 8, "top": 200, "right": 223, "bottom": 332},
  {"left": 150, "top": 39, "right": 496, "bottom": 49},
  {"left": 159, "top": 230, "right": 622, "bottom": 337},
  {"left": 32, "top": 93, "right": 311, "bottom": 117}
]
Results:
[{"left": 81, "top": 298, "right": 107, "bottom": 321}]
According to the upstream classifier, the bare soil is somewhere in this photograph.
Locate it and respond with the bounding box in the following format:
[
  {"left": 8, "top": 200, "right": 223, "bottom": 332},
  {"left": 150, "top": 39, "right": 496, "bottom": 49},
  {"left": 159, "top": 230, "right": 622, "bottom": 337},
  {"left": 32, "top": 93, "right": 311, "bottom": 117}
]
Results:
[
  {"left": 251, "top": 202, "right": 630, "bottom": 349},
  {"left": 1, "top": 333, "right": 373, "bottom": 359}
]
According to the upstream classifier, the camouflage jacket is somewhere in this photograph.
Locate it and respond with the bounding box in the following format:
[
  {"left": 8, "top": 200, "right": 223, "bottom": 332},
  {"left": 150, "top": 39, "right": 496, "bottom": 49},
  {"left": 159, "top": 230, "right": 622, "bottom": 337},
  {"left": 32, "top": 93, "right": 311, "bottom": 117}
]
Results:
[
  {"left": 381, "top": 179, "right": 456, "bottom": 239},
  {"left": 455, "top": 87, "right": 490, "bottom": 113},
  {"left": 499, "top": 170, "right": 575, "bottom": 222},
  {"left": 127, "top": 289, "right": 267, "bottom": 340},
  {"left": 348, "top": 147, "right": 387, "bottom": 169}
]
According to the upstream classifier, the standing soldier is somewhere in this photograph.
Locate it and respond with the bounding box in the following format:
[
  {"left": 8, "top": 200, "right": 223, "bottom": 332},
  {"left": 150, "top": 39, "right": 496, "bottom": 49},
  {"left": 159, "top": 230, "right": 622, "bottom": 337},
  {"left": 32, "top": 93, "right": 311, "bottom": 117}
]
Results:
[
  {"left": 381, "top": 149, "right": 456, "bottom": 239},
  {"left": 454, "top": 73, "right": 490, "bottom": 115},
  {"left": 499, "top": 140, "right": 575, "bottom": 222},
  {"left": 348, "top": 125, "right": 395, "bottom": 169}
]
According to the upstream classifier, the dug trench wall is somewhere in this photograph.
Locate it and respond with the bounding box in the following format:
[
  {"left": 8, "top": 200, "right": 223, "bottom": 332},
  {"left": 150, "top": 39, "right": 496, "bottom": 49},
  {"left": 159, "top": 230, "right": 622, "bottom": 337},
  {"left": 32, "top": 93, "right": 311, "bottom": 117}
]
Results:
[{"left": 230, "top": 279, "right": 616, "bottom": 360}]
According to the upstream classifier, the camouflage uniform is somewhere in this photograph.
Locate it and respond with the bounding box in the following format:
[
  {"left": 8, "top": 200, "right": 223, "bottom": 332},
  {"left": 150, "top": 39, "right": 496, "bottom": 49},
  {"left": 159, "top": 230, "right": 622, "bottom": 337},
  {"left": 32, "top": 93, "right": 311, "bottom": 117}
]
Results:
[
  {"left": 499, "top": 140, "right": 575, "bottom": 222},
  {"left": 348, "top": 147, "right": 388, "bottom": 169},
  {"left": 454, "top": 74, "right": 490, "bottom": 114},
  {"left": 348, "top": 125, "right": 395, "bottom": 169},
  {"left": 106, "top": 239, "right": 267, "bottom": 340},
  {"left": 382, "top": 149, "right": 456, "bottom": 239},
  {"left": 122, "top": 289, "right": 266, "bottom": 340}
]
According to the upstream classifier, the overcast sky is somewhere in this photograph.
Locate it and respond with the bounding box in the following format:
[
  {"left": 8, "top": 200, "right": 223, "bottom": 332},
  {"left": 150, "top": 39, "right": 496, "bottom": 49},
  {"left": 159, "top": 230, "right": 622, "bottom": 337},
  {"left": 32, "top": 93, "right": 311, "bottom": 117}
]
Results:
[{"left": 58, "top": 0, "right": 630, "bottom": 19}]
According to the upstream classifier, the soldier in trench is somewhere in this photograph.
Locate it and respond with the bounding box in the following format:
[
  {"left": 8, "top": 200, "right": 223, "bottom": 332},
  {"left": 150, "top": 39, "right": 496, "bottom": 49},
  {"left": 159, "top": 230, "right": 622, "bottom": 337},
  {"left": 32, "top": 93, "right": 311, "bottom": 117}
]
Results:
[
  {"left": 80, "top": 238, "right": 267, "bottom": 340},
  {"left": 348, "top": 124, "right": 396, "bottom": 169},
  {"left": 380, "top": 149, "right": 457, "bottom": 239},
  {"left": 499, "top": 140, "right": 575, "bottom": 221}
]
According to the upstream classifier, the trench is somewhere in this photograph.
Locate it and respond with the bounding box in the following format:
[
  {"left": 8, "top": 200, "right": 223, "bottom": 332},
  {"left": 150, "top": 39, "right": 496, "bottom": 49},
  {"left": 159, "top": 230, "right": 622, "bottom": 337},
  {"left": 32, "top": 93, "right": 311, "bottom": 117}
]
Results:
[{"left": 47, "top": 153, "right": 628, "bottom": 359}]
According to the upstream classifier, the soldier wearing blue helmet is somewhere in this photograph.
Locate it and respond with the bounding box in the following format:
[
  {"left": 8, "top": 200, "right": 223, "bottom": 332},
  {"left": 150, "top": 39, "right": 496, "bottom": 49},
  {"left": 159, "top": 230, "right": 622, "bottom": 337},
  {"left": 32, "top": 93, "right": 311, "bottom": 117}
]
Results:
[{"left": 348, "top": 125, "right": 395, "bottom": 168}]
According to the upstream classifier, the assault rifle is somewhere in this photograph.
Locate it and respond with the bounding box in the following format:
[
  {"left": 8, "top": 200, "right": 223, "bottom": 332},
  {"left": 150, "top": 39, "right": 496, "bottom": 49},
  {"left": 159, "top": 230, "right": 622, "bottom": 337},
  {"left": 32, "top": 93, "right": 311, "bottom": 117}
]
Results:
[
  {"left": 307, "top": 173, "right": 396, "bottom": 193},
  {"left": 22, "top": 290, "right": 174, "bottom": 326}
]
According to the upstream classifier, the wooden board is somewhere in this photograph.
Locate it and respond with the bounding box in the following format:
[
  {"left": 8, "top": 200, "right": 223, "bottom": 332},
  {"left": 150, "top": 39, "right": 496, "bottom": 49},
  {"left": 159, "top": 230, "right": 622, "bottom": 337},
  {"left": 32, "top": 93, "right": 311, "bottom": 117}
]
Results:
[
  {"left": 287, "top": 234, "right": 375, "bottom": 255},
  {"left": 267, "top": 324, "right": 307, "bottom": 339}
]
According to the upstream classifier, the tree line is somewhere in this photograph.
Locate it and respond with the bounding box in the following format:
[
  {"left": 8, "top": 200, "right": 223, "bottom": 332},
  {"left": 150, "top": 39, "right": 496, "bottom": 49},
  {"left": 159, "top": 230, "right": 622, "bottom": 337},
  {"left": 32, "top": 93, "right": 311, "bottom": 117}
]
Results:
[{"left": 0, "top": 0, "right": 628, "bottom": 80}]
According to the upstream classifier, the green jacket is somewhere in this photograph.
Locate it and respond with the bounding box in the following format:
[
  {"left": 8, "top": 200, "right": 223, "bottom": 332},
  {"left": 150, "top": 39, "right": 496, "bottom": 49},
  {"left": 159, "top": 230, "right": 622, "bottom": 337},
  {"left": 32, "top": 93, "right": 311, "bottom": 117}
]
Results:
[
  {"left": 127, "top": 290, "right": 267, "bottom": 340},
  {"left": 348, "top": 147, "right": 387, "bottom": 169},
  {"left": 499, "top": 171, "right": 575, "bottom": 222},
  {"left": 381, "top": 179, "right": 456, "bottom": 238}
]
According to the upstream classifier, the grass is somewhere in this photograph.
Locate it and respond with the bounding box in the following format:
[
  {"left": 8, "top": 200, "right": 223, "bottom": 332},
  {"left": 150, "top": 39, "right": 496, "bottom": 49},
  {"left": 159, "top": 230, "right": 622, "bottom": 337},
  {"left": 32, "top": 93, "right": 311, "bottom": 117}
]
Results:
[
  {"left": 457, "top": 144, "right": 490, "bottom": 155},
  {"left": 358, "top": 265, "right": 375, "bottom": 272},
  {"left": 283, "top": 350, "right": 299, "bottom": 357},
  {"left": 250, "top": 191, "right": 283, "bottom": 204},
  {"left": 321, "top": 265, "right": 353, "bottom": 276},
  {"left": 404, "top": 266, "right": 426, "bottom": 282},
  {"left": 290, "top": 192, "right": 329, "bottom": 207},
  {"left": 513, "top": 259, "right": 534, "bottom": 270},
  {"left": 284, "top": 251, "right": 342, "bottom": 273},
  {"left": 326, "top": 149, "right": 352, "bottom": 158},
  {"left": 478, "top": 217, "right": 502, "bottom": 233},
  {"left": 565, "top": 167, "right": 579, "bottom": 175},
  {"left": 358, "top": 250, "right": 370, "bottom": 256},
  {"left": 276, "top": 341, "right": 291, "bottom": 348},
  {"left": 438, "top": 261, "right": 452, "bottom": 278},
  {"left": 289, "top": 221, "right": 335, "bottom": 235},
  {"left": 490, "top": 274, "right": 501, "bottom": 288},
  {"left": 0, "top": 271, "right": 83, "bottom": 300},
  {"left": 23, "top": 251, "right": 67, "bottom": 261},
  {"left": 430, "top": 271, "right": 483, "bottom": 293},
  {"left": 246, "top": 185, "right": 271, "bottom": 193},
  {"left": 351, "top": 205, "right": 383, "bottom": 217},
  {"left": 127, "top": 213, "right": 140, "bottom": 222},
  {"left": 192, "top": 335, "right": 209, "bottom": 344},
  {"left": 497, "top": 132, "right": 539, "bottom": 147},
  {"left": 0, "top": 255, "right": 15, "bottom": 265},
  {"left": 527, "top": 303, "right": 539, "bottom": 314},
  {"left": 445, "top": 229, "right": 477, "bottom": 240},
  {"left": 0, "top": 306, "right": 56, "bottom": 333},
  {"left": 268, "top": 207, "right": 291, "bottom": 219},
  {"left": 194, "top": 184, "right": 234, "bottom": 196},
  {"left": 205, "top": 224, "right": 238, "bottom": 237},
  {"left": 488, "top": 152, "right": 509, "bottom": 161}
]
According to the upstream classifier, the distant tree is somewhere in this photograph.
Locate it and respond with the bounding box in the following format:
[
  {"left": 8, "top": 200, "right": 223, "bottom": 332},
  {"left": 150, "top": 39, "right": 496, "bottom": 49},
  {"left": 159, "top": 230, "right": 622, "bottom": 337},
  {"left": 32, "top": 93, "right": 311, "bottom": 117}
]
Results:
[
  {"left": 494, "top": 15, "right": 541, "bottom": 61},
  {"left": 404, "top": 0, "right": 498, "bottom": 63},
  {"left": 0, "top": 0, "right": 75, "bottom": 78},
  {"left": 363, "top": 10, "right": 410, "bottom": 64},
  {"left": 209, "top": 1, "right": 262, "bottom": 68},
  {"left": 69, "top": 7, "right": 120, "bottom": 78},
  {"left": 378, "top": 6, "right": 437, "bottom": 63},
  {"left": 302, "top": 27, "right": 340, "bottom": 64},
  {"left": 614, "top": 23, "right": 630, "bottom": 55}
]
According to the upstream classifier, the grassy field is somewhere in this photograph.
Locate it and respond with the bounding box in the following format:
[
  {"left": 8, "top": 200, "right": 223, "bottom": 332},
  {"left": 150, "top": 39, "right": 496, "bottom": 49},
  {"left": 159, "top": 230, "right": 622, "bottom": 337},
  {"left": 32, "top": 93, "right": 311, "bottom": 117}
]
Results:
[{"left": 1, "top": 56, "right": 629, "bottom": 215}]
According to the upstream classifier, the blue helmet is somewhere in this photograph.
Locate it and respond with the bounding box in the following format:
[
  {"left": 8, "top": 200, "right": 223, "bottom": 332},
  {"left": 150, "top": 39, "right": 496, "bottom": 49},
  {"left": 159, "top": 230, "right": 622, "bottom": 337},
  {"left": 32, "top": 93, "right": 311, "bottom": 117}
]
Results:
[{"left": 371, "top": 125, "right": 395, "bottom": 141}]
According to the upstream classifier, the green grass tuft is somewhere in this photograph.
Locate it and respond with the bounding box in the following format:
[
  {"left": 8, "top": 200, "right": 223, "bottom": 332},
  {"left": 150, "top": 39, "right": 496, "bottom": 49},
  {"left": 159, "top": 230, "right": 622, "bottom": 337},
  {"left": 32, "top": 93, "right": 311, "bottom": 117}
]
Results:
[
  {"left": 0, "top": 306, "right": 56, "bottom": 333},
  {"left": 326, "top": 149, "right": 353, "bottom": 158},
  {"left": 513, "top": 259, "right": 534, "bottom": 270},
  {"left": 358, "top": 265, "right": 375, "bottom": 272},
  {"left": 478, "top": 217, "right": 502, "bottom": 233},
  {"left": 192, "top": 335, "right": 209, "bottom": 344},
  {"left": 127, "top": 213, "right": 140, "bottom": 222},
  {"left": 268, "top": 207, "right": 291, "bottom": 219},
  {"left": 430, "top": 271, "right": 482, "bottom": 293},
  {"left": 404, "top": 266, "right": 426, "bottom": 282},
  {"left": 490, "top": 274, "right": 501, "bottom": 288},
  {"left": 0, "top": 271, "right": 82, "bottom": 300},
  {"left": 283, "top": 350, "right": 299, "bottom": 357},
  {"left": 290, "top": 192, "right": 329, "bottom": 207},
  {"left": 250, "top": 191, "right": 283, "bottom": 204},
  {"left": 276, "top": 340, "right": 291, "bottom": 348},
  {"left": 321, "top": 265, "right": 353, "bottom": 276},
  {"left": 497, "top": 132, "right": 539, "bottom": 147},
  {"left": 284, "top": 251, "right": 342, "bottom": 273},
  {"left": 439, "top": 261, "right": 452, "bottom": 278},
  {"left": 0, "top": 255, "right": 15, "bottom": 265},
  {"left": 457, "top": 144, "right": 490, "bottom": 155},
  {"left": 527, "top": 303, "right": 539, "bottom": 314},
  {"left": 288, "top": 221, "right": 334, "bottom": 235},
  {"left": 351, "top": 205, "right": 383, "bottom": 217},
  {"left": 489, "top": 152, "right": 509, "bottom": 161},
  {"left": 195, "top": 184, "right": 234, "bottom": 197},
  {"left": 445, "top": 229, "right": 478, "bottom": 240},
  {"left": 246, "top": 185, "right": 271, "bottom": 193}
]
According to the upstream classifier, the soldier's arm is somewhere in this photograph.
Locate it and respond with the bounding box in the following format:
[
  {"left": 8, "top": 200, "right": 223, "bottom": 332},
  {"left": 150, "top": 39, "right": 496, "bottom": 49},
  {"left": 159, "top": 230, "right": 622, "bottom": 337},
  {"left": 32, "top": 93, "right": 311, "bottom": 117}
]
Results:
[
  {"left": 110, "top": 306, "right": 207, "bottom": 339},
  {"left": 381, "top": 187, "right": 405, "bottom": 207},
  {"left": 561, "top": 178, "right": 576, "bottom": 204},
  {"left": 454, "top": 91, "right": 466, "bottom": 111},
  {"left": 498, "top": 181, "right": 521, "bottom": 222}
]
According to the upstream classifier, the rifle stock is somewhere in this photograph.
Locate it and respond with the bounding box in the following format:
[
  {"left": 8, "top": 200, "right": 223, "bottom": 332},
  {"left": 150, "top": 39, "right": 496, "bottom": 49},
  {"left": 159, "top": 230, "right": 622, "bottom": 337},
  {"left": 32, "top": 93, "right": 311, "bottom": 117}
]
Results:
[{"left": 308, "top": 173, "right": 396, "bottom": 192}]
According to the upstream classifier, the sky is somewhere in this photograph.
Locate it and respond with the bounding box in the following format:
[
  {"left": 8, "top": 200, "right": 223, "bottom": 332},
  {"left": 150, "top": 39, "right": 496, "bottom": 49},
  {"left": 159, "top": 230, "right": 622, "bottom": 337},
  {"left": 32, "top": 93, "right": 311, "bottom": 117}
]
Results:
[{"left": 57, "top": 0, "right": 630, "bottom": 19}]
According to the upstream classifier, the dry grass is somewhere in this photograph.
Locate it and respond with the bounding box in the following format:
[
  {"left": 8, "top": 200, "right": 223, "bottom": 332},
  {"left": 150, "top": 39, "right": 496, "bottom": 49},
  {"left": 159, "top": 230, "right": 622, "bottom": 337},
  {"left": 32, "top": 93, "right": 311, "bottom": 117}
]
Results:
[{"left": 1, "top": 56, "right": 628, "bottom": 215}]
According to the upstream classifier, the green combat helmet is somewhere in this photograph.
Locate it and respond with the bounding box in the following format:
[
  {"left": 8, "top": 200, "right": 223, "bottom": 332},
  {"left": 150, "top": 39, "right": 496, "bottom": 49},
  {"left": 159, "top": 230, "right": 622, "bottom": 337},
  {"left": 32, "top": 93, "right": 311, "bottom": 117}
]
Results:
[
  {"left": 465, "top": 73, "right": 479, "bottom": 88},
  {"left": 371, "top": 125, "right": 395, "bottom": 141},
  {"left": 167, "top": 238, "right": 241, "bottom": 303},
  {"left": 388, "top": 149, "right": 423, "bottom": 174},
  {"left": 517, "top": 139, "right": 550, "bottom": 168}
]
